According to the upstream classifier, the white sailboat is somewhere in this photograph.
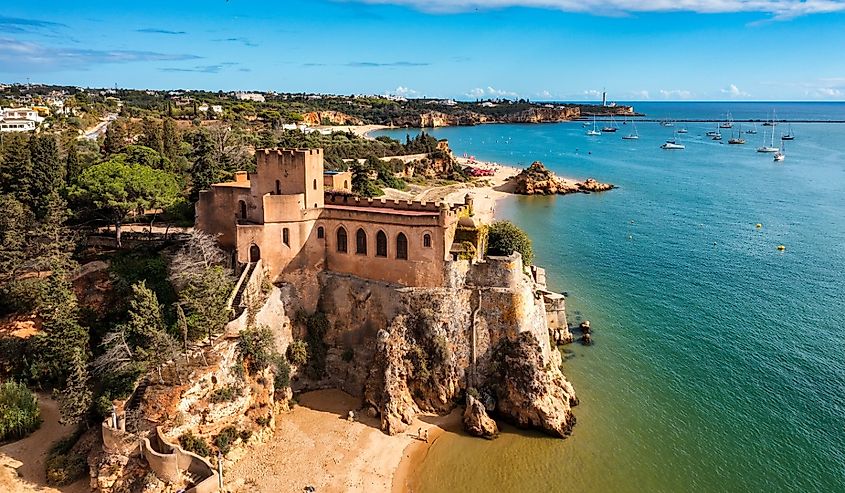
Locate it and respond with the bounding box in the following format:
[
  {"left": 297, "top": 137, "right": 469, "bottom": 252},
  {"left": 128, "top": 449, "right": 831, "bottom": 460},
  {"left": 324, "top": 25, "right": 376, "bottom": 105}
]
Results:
[
  {"left": 746, "top": 122, "right": 758, "bottom": 134},
  {"left": 661, "top": 131, "right": 685, "bottom": 149},
  {"left": 757, "top": 126, "right": 779, "bottom": 153},
  {"left": 622, "top": 122, "right": 639, "bottom": 140},
  {"left": 586, "top": 116, "right": 601, "bottom": 136},
  {"left": 774, "top": 142, "right": 786, "bottom": 161},
  {"left": 720, "top": 112, "right": 734, "bottom": 128}
]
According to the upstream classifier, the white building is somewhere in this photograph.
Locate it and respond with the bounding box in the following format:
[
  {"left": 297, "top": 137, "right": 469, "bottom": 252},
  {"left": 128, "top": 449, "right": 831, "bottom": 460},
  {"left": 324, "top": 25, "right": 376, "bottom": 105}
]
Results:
[
  {"left": 211, "top": 105, "right": 223, "bottom": 114},
  {"left": 234, "top": 92, "right": 266, "bottom": 103},
  {"left": 0, "top": 119, "right": 37, "bottom": 132}
]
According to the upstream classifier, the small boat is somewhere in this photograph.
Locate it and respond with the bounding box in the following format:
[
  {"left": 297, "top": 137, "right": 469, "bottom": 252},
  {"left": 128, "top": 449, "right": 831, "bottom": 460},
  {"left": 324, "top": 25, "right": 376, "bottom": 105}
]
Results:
[
  {"left": 677, "top": 126, "right": 689, "bottom": 134},
  {"left": 757, "top": 127, "right": 779, "bottom": 153},
  {"left": 586, "top": 116, "right": 601, "bottom": 136},
  {"left": 720, "top": 112, "right": 734, "bottom": 128},
  {"left": 773, "top": 142, "right": 785, "bottom": 161},
  {"left": 746, "top": 122, "right": 758, "bottom": 134},
  {"left": 728, "top": 125, "right": 746, "bottom": 144},
  {"left": 712, "top": 132, "right": 722, "bottom": 141},
  {"left": 661, "top": 131, "right": 684, "bottom": 149},
  {"left": 602, "top": 115, "right": 619, "bottom": 133},
  {"left": 622, "top": 122, "right": 639, "bottom": 140},
  {"left": 781, "top": 124, "right": 795, "bottom": 140}
]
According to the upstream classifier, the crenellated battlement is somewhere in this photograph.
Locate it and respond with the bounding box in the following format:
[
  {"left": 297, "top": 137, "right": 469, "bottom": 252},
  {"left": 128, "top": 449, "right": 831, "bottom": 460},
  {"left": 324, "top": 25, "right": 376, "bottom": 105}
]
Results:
[
  {"left": 324, "top": 193, "right": 470, "bottom": 218},
  {"left": 258, "top": 147, "right": 323, "bottom": 157}
]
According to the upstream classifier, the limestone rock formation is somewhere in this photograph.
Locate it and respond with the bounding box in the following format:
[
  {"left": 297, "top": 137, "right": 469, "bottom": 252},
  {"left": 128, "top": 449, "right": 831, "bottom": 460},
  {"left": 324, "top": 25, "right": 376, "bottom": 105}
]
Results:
[
  {"left": 301, "top": 110, "right": 363, "bottom": 126},
  {"left": 391, "top": 107, "right": 582, "bottom": 128},
  {"left": 512, "top": 161, "right": 614, "bottom": 196},
  {"left": 463, "top": 394, "right": 499, "bottom": 439}
]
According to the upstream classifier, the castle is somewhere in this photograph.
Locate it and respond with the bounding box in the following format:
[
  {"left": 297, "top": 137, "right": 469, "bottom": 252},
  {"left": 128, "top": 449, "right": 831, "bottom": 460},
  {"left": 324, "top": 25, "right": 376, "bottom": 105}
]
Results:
[{"left": 196, "top": 148, "right": 482, "bottom": 287}]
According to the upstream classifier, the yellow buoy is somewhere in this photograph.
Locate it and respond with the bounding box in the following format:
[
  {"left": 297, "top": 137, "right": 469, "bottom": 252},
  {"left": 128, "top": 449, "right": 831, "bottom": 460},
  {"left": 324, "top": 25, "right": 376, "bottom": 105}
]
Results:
[
  {"left": 756, "top": 223, "right": 762, "bottom": 229},
  {"left": 777, "top": 245, "right": 785, "bottom": 251}
]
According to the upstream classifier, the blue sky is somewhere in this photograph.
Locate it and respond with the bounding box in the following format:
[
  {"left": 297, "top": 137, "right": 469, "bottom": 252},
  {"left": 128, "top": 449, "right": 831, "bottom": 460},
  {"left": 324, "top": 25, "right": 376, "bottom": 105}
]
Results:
[{"left": 1, "top": 0, "right": 845, "bottom": 100}]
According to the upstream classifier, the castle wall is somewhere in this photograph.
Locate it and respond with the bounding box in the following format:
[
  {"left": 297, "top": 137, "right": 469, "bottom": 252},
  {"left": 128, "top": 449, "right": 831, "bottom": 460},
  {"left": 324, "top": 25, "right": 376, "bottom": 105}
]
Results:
[
  {"left": 324, "top": 171, "right": 352, "bottom": 192},
  {"left": 196, "top": 185, "right": 251, "bottom": 250}
]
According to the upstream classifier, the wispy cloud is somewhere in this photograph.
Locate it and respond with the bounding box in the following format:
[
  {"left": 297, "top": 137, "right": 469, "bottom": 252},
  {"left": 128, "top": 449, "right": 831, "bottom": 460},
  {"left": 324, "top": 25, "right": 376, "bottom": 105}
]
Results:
[
  {"left": 213, "top": 37, "right": 258, "bottom": 47},
  {"left": 347, "top": 61, "right": 429, "bottom": 67},
  {"left": 465, "top": 86, "right": 519, "bottom": 98},
  {"left": 0, "top": 37, "right": 201, "bottom": 72},
  {"left": 137, "top": 28, "right": 187, "bottom": 35},
  {"left": 348, "top": 0, "right": 845, "bottom": 19},
  {"left": 388, "top": 85, "right": 421, "bottom": 97},
  {"left": 659, "top": 89, "right": 694, "bottom": 99},
  {"left": 0, "top": 15, "right": 66, "bottom": 33},
  {"left": 160, "top": 62, "right": 241, "bottom": 73}
]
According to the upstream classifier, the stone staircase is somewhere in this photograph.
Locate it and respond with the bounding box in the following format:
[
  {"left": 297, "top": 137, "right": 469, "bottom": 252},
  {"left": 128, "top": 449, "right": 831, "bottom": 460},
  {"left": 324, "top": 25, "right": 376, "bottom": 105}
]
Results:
[{"left": 230, "top": 262, "right": 257, "bottom": 318}]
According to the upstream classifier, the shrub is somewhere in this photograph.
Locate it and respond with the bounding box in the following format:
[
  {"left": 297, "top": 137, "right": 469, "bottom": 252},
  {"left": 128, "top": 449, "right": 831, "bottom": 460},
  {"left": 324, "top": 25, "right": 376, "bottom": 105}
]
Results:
[
  {"left": 45, "top": 434, "right": 86, "bottom": 486},
  {"left": 272, "top": 354, "right": 291, "bottom": 389},
  {"left": 255, "top": 415, "right": 272, "bottom": 427},
  {"left": 486, "top": 220, "right": 533, "bottom": 265},
  {"left": 0, "top": 381, "right": 42, "bottom": 441},
  {"left": 285, "top": 340, "right": 308, "bottom": 367},
  {"left": 466, "top": 387, "right": 481, "bottom": 400},
  {"left": 237, "top": 325, "right": 275, "bottom": 374},
  {"left": 213, "top": 426, "right": 239, "bottom": 455},
  {"left": 209, "top": 384, "right": 242, "bottom": 404},
  {"left": 178, "top": 431, "right": 211, "bottom": 457},
  {"left": 341, "top": 347, "right": 354, "bottom": 363}
]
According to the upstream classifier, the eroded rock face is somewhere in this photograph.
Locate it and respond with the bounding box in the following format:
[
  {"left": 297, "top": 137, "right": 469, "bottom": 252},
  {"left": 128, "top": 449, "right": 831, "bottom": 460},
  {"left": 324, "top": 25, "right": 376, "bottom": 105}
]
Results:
[
  {"left": 513, "top": 161, "right": 614, "bottom": 196},
  {"left": 301, "top": 110, "right": 363, "bottom": 126},
  {"left": 463, "top": 394, "right": 499, "bottom": 439}
]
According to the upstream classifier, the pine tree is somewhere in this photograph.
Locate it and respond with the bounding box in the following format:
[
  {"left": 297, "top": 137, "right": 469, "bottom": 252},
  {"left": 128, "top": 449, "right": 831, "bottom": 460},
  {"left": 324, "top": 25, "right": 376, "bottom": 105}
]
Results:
[
  {"left": 140, "top": 117, "right": 164, "bottom": 155},
  {"left": 162, "top": 117, "right": 180, "bottom": 162},
  {"left": 103, "top": 119, "right": 126, "bottom": 155},
  {"left": 189, "top": 131, "right": 219, "bottom": 202},
  {"left": 28, "top": 134, "right": 64, "bottom": 218},
  {"left": 0, "top": 133, "right": 33, "bottom": 204},
  {"left": 65, "top": 140, "right": 81, "bottom": 186},
  {"left": 54, "top": 348, "right": 92, "bottom": 425}
]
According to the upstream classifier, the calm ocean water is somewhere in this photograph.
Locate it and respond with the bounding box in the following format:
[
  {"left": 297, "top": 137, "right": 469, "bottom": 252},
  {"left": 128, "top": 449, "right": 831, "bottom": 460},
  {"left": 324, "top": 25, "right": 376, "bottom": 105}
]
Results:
[{"left": 373, "top": 102, "right": 845, "bottom": 493}]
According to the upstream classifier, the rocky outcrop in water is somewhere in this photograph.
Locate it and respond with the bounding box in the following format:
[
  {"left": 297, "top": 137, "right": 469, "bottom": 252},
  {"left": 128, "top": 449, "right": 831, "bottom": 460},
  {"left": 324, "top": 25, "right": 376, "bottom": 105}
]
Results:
[
  {"left": 463, "top": 394, "right": 499, "bottom": 439},
  {"left": 512, "top": 161, "right": 614, "bottom": 195}
]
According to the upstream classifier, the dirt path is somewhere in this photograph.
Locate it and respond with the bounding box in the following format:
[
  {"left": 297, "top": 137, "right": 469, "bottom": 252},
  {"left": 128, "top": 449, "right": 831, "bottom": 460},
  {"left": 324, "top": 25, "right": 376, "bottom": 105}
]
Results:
[{"left": 0, "top": 394, "right": 88, "bottom": 493}]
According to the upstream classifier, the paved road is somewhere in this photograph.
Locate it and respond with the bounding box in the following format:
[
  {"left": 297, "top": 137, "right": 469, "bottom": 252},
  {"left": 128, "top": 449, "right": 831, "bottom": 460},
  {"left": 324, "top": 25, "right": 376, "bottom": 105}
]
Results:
[{"left": 80, "top": 112, "right": 117, "bottom": 141}]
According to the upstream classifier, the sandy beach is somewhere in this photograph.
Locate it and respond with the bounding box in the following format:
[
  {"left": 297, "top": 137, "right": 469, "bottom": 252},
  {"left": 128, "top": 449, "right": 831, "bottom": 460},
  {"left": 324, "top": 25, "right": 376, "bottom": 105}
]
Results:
[{"left": 226, "top": 389, "right": 459, "bottom": 493}]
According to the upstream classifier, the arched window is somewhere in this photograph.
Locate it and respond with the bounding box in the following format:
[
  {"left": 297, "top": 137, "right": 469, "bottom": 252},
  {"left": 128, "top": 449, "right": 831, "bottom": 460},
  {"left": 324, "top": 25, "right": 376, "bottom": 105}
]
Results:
[
  {"left": 249, "top": 244, "right": 260, "bottom": 262},
  {"left": 344, "top": 180, "right": 349, "bottom": 189},
  {"left": 376, "top": 231, "right": 387, "bottom": 257},
  {"left": 423, "top": 233, "right": 432, "bottom": 248},
  {"left": 337, "top": 227, "right": 347, "bottom": 253},
  {"left": 317, "top": 226, "right": 325, "bottom": 239},
  {"left": 275, "top": 180, "right": 281, "bottom": 195},
  {"left": 356, "top": 228, "right": 367, "bottom": 255},
  {"left": 238, "top": 200, "right": 247, "bottom": 219},
  {"left": 282, "top": 228, "right": 290, "bottom": 247},
  {"left": 313, "top": 179, "right": 318, "bottom": 190},
  {"left": 396, "top": 233, "right": 408, "bottom": 260}
]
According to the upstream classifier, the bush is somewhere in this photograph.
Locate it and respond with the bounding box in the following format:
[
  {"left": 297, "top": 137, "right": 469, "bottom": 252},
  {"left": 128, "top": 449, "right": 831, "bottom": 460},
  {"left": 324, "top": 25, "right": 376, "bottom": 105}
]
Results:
[
  {"left": 213, "top": 426, "right": 239, "bottom": 455},
  {"left": 178, "top": 431, "right": 211, "bottom": 457},
  {"left": 237, "top": 325, "right": 275, "bottom": 374},
  {"left": 272, "top": 354, "right": 291, "bottom": 389},
  {"left": 255, "top": 415, "right": 272, "bottom": 427},
  {"left": 45, "top": 434, "right": 86, "bottom": 486},
  {"left": 0, "top": 381, "right": 42, "bottom": 441},
  {"left": 486, "top": 220, "right": 534, "bottom": 265},
  {"left": 209, "top": 384, "right": 242, "bottom": 404},
  {"left": 285, "top": 340, "right": 308, "bottom": 367},
  {"left": 341, "top": 347, "right": 354, "bottom": 363}
]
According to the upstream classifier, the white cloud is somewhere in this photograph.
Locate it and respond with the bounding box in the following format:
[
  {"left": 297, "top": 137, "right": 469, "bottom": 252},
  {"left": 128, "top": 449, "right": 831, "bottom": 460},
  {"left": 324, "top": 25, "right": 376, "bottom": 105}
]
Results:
[
  {"left": 391, "top": 85, "right": 420, "bottom": 97},
  {"left": 465, "top": 86, "right": 519, "bottom": 98},
  {"left": 582, "top": 89, "right": 602, "bottom": 99},
  {"left": 537, "top": 89, "right": 553, "bottom": 99},
  {"left": 659, "top": 89, "right": 694, "bottom": 99},
  {"left": 629, "top": 90, "right": 650, "bottom": 100},
  {"left": 721, "top": 83, "right": 750, "bottom": 97},
  {"left": 806, "top": 87, "right": 843, "bottom": 98},
  {"left": 351, "top": 1, "right": 845, "bottom": 19}
]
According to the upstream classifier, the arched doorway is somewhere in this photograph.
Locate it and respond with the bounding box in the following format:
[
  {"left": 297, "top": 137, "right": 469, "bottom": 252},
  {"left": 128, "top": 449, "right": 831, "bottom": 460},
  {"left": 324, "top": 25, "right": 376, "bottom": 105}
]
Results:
[
  {"left": 239, "top": 200, "right": 247, "bottom": 220},
  {"left": 249, "top": 244, "right": 260, "bottom": 262}
]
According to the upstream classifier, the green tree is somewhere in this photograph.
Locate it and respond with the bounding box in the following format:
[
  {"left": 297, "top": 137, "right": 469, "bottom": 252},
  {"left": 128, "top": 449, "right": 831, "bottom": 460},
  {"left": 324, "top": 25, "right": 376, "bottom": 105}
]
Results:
[
  {"left": 351, "top": 160, "right": 383, "bottom": 197},
  {"left": 54, "top": 349, "right": 92, "bottom": 425},
  {"left": 102, "top": 119, "right": 127, "bottom": 155},
  {"left": 162, "top": 117, "right": 180, "bottom": 162},
  {"left": 188, "top": 131, "right": 219, "bottom": 202},
  {"left": 0, "top": 195, "right": 33, "bottom": 282},
  {"left": 180, "top": 266, "right": 233, "bottom": 341},
  {"left": 139, "top": 117, "right": 164, "bottom": 155},
  {"left": 70, "top": 160, "right": 179, "bottom": 247},
  {"left": 486, "top": 220, "right": 534, "bottom": 265},
  {"left": 65, "top": 140, "right": 81, "bottom": 186},
  {"left": 28, "top": 134, "right": 64, "bottom": 217},
  {"left": 0, "top": 133, "right": 33, "bottom": 204}
]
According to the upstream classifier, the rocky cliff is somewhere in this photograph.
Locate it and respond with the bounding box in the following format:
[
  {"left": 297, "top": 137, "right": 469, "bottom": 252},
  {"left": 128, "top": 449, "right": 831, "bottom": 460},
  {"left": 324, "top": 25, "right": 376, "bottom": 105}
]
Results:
[
  {"left": 275, "top": 254, "right": 578, "bottom": 438},
  {"left": 512, "top": 161, "right": 614, "bottom": 195},
  {"left": 302, "top": 110, "right": 363, "bottom": 126},
  {"left": 391, "top": 107, "right": 581, "bottom": 128}
]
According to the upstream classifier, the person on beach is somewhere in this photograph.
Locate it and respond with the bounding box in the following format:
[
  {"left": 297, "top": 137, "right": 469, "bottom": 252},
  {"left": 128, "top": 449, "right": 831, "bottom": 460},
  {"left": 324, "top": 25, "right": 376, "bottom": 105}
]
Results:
[
  {"left": 424, "top": 430, "right": 429, "bottom": 443},
  {"left": 418, "top": 427, "right": 422, "bottom": 440}
]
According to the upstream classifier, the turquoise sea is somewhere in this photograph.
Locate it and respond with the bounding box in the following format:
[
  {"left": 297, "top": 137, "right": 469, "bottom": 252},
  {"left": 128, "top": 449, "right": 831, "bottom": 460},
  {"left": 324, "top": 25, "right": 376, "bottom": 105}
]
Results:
[{"left": 374, "top": 102, "right": 845, "bottom": 492}]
